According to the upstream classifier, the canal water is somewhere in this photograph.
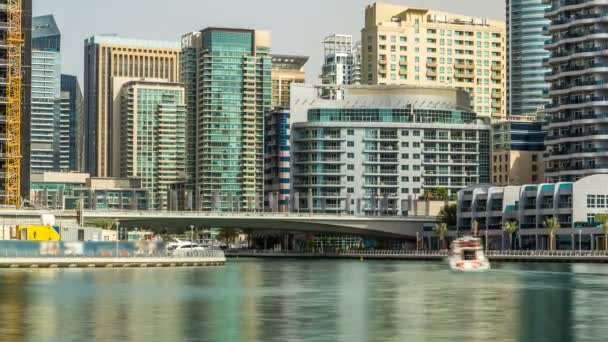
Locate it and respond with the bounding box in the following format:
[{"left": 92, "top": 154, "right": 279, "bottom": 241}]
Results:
[{"left": 0, "top": 259, "right": 607, "bottom": 341}]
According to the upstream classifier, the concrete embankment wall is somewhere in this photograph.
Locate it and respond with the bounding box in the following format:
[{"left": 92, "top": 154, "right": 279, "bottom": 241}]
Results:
[{"left": 0, "top": 256, "right": 226, "bottom": 268}]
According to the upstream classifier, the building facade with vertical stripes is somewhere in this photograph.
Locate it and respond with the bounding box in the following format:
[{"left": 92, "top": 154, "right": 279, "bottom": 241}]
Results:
[
  {"left": 83, "top": 36, "right": 180, "bottom": 177},
  {"left": 181, "top": 28, "right": 271, "bottom": 211},
  {"left": 264, "top": 108, "right": 291, "bottom": 212}
]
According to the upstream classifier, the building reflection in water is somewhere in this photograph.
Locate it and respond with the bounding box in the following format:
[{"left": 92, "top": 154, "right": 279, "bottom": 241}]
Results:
[{"left": 1, "top": 261, "right": 608, "bottom": 341}]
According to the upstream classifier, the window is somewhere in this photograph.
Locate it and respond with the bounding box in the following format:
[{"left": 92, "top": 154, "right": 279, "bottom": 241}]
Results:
[
  {"left": 401, "top": 165, "right": 409, "bottom": 171},
  {"left": 347, "top": 176, "right": 354, "bottom": 182},
  {"left": 401, "top": 153, "right": 408, "bottom": 159},
  {"left": 599, "top": 195, "right": 606, "bottom": 209},
  {"left": 347, "top": 165, "right": 355, "bottom": 170},
  {"left": 401, "top": 188, "right": 409, "bottom": 194},
  {"left": 401, "top": 130, "right": 409, "bottom": 136},
  {"left": 348, "top": 188, "right": 354, "bottom": 194},
  {"left": 413, "top": 130, "right": 420, "bottom": 136},
  {"left": 532, "top": 155, "right": 537, "bottom": 162},
  {"left": 347, "top": 141, "right": 355, "bottom": 147},
  {"left": 401, "top": 176, "right": 409, "bottom": 182},
  {"left": 401, "top": 142, "right": 409, "bottom": 148},
  {"left": 413, "top": 188, "right": 421, "bottom": 194},
  {"left": 347, "top": 129, "right": 355, "bottom": 136},
  {"left": 588, "top": 195, "right": 596, "bottom": 208},
  {"left": 413, "top": 142, "right": 420, "bottom": 148},
  {"left": 413, "top": 165, "right": 420, "bottom": 171},
  {"left": 413, "top": 154, "right": 420, "bottom": 159},
  {"left": 347, "top": 153, "right": 355, "bottom": 159}
]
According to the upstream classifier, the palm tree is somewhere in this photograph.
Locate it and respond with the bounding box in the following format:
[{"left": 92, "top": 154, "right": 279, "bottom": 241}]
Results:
[
  {"left": 502, "top": 221, "right": 519, "bottom": 250},
  {"left": 472, "top": 220, "right": 479, "bottom": 237},
  {"left": 438, "top": 204, "right": 457, "bottom": 227},
  {"left": 433, "top": 223, "right": 448, "bottom": 250},
  {"left": 544, "top": 216, "right": 561, "bottom": 251},
  {"left": 595, "top": 214, "right": 608, "bottom": 251}
]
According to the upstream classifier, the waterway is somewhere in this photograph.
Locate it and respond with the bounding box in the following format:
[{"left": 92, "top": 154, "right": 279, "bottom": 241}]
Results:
[{"left": 0, "top": 259, "right": 607, "bottom": 341}]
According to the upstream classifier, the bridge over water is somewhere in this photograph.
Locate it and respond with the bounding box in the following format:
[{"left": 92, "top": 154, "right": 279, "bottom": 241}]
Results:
[{"left": 0, "top": 210, "right": 437, "bottom": 238}]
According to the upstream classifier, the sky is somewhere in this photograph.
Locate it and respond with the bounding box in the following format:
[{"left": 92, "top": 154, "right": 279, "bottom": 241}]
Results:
[{"left": 32, "top": 0, "right": 506, "bottom": 85}]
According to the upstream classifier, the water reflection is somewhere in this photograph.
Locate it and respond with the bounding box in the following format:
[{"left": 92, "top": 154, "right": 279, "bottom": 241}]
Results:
[{"left": 0, "top": 261, "right": 607, "bottom": 341}]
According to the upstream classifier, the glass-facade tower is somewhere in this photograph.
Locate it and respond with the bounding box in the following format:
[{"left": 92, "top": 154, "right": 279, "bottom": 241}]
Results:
[
  {"left": 506, "top": 0, "right": 551, "bottom": 116},
  {"left": 191, "top": 28, "right": 271, "bottom": 211},
  {"left": 31, "top": 15, "right": 61, "bottom": 174},
  {"left": 119, "top": 81, "right": 186, "bottom": 210}
]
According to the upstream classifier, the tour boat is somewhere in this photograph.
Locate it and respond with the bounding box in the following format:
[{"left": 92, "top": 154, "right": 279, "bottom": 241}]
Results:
[{"left": 448, "top": 236, "right": 490, "bottom": 272}]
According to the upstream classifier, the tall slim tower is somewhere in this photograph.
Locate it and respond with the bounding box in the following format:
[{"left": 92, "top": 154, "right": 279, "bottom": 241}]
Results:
[
  {"left": 31, "top": 15, "right": 61, "bottom": 174},
  {"left": 180, "top": 32, "right": 201, "bottom": 198},
  {"left": 59, "top": 74, "right": 83, "bottom": 171},
  {"left": 181, "top": 28, "right": 271, "bottom": 211},
  {"left": 83, "top": 36, "right": 180, "bottom": 177},
  {"left": 506, "top": 0, "right": 550, "bottom": 117}
]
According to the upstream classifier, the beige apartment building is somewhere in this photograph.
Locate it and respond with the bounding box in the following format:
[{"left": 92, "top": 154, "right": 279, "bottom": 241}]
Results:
[
  {"left": 271, "top": 54, "right": 308, "bottom": 108},
  {"left": 361, "top": 2, "right": 506, "bottom": 118},
  {"left": 83, "top": 36, "right": 181, "bottom": 177}
]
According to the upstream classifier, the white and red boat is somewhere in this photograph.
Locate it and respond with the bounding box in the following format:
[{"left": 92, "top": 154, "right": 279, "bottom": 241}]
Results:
[{"left": 449, "top": 236, "right": 490, "bottom": 272}]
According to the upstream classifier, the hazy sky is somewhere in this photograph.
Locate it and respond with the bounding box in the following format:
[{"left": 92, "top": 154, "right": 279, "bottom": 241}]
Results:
[{"left": 32, "top": 0, "right": 505, "bottom": 84}]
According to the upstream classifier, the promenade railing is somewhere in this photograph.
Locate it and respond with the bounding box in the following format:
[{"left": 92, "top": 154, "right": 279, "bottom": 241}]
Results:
[{"left": 226, "top": 249, "right": 608, "bottom": 258}]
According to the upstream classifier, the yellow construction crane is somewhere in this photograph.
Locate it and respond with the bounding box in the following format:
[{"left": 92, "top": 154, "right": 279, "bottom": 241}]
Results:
[{"left": 5, "top": 0, "right": 22, "bottom": 207}]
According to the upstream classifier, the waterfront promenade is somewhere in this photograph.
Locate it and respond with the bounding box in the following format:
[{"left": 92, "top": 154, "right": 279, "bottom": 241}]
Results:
[
  {"left": 0, "top": 250, "right": 226, "bottom": 268},
  {"left": 226, "top": 249, "right": 608, "bottom": 263}
]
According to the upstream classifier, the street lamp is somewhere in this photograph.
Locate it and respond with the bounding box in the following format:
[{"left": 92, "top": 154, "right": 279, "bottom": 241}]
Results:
[
  {"left": 190, "top": 225, "right": 195, "bottom": 242},
  {"left": 416, "top": 232, "right": 420, "bottom": 253},
  {"left": 485, "top": 228, "right": 488, "bottom": 253},
  {"left": 579, "top": 229, "right": 582, "bottom": 253}
]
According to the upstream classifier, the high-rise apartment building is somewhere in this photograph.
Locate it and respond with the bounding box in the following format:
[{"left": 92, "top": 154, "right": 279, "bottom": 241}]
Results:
[
  {"left": 59, "top": 75, "right": 83, "bottom": 171},
  {"left": 361, "top": 2, "right": 507, "bottom": 118},
  {"left": 271, "top": 54, "right": 307, "bottom": 107},
  {"left": 31, "top": 15, "right": 61, "bottom": 174},
  {"left": 264, "top": 108, "right": 291, "bottom": 212},
  {"left": 118, "top": 80, "right": 186, "bottom": 210},
  {"left": 0, "top": 0, "right": 31, "bottom": 206},
  {"left": 83, "top": 36, "right": 180, "bottom": 177},
  {"left": 543, "top": 1, "right": 608, "bottom": 182},
  {"left": 492, "top": 117, "right": 545, "bottom": 185},
  {"left": 290, "top": 84, "right": 491, "bottom": 214},
  {"left": 321, "top": 34, "right": 362, "bottom": 99},
  {"left": 181, "top": 28, "right": 271, "bottom": 211},
  {"left": 506, "top": 0, "right": 551, "bottom": 116},
  {"left": 180, "top": 32, "right": 201, "bottom": 195}
]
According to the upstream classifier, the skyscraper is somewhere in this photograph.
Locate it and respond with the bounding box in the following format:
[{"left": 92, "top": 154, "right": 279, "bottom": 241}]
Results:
[
  {"left": 506, "top": 0, "right": 551, "bottom": 116},
  {"left": 321, "top": 34, "right": 361, "bottom": 99},
  {"left": 83, "top": 36, "right": 180, "bottom": 177},
  {"left": 59, "top": 74, "right": 83, "bottom": 171},
  {"left": 181, "top": 28, "right": 271, "bottom": 211},
  {"left": 180, "top": 32, "right": 201, "bottom": 198},
  {"left": 361, "top": 2, "right": 506, "bottom": 118},
  {"left": 118, "top": 80, "right": 186, "bottom": 210},
  {"left": 544, "top": 1, "right": 608, "bottom": 182},
  {"left": 31, "top": 15, "right": 61, "bottom": 174},
  {"left": 1, "top": 0, "right": 31, "bottom": 206},
  {"left": 271, "top": 54, "right": 307, "bottom": 107}
]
